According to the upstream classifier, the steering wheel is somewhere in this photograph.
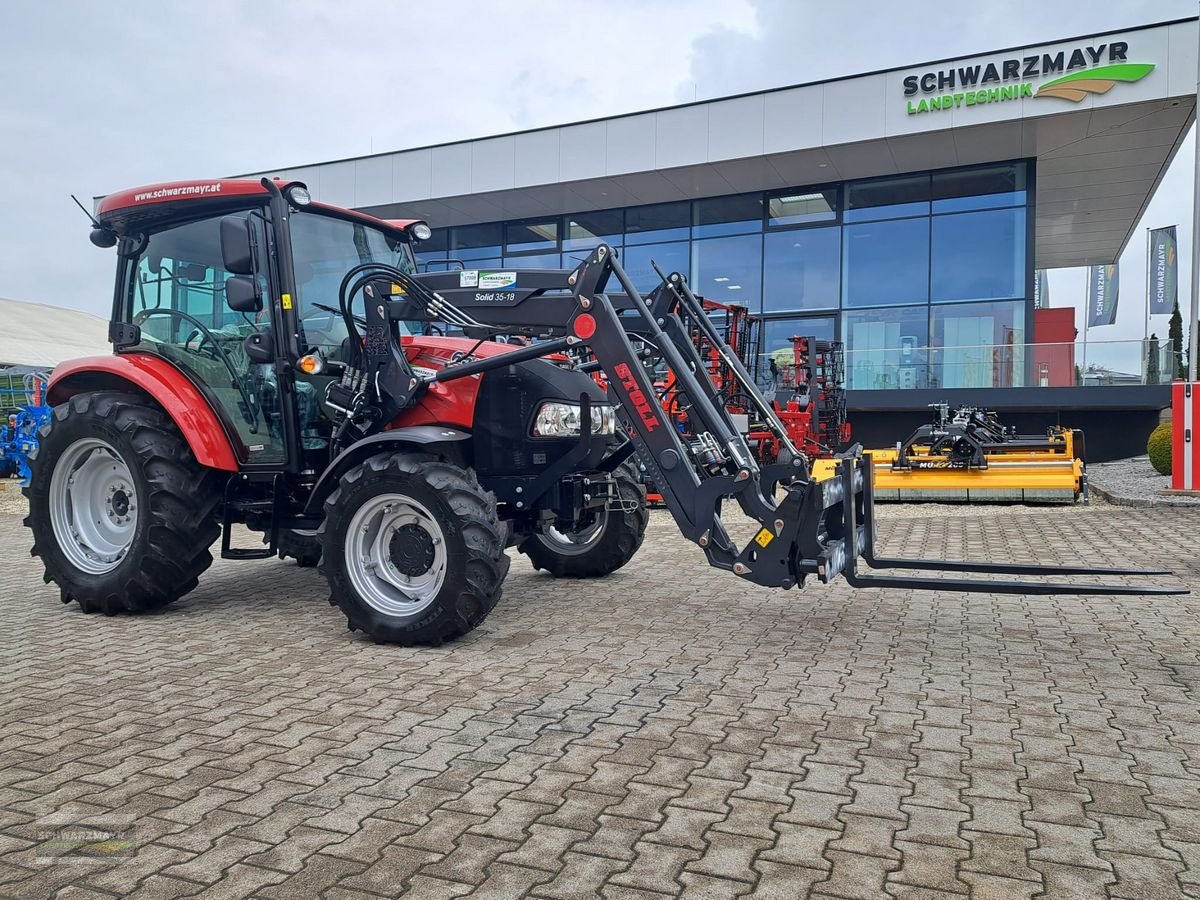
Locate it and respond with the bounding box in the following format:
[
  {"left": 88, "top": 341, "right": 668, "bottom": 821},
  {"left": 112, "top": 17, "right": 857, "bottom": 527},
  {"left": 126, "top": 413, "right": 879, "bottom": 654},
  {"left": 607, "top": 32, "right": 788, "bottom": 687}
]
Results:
[{"left": 133, "top": 308, "right": 260, "bottom": 430}]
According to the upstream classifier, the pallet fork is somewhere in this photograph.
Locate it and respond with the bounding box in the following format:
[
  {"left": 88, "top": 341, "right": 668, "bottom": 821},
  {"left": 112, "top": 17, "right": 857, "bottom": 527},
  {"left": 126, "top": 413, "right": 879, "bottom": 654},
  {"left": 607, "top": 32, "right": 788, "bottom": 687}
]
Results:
[
  {"left": 829, "top": 452, "right": 1180, "bottom": 595},
  {"left": 381, "top": 244, "right": 1183, "bottom": 598}
]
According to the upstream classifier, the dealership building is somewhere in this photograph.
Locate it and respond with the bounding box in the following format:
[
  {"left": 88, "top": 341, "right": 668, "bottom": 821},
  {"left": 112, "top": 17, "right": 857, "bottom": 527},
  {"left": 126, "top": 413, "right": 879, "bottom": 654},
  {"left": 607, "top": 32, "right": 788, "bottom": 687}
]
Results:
[{"left": 252, "top": 17, "right": 1198, "bottom": 457}]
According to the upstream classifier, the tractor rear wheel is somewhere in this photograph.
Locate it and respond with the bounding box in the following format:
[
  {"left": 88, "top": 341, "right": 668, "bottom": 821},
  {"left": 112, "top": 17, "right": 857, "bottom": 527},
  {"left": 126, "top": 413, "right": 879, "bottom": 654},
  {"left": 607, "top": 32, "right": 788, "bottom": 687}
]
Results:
[
  {"left": 25, "top": 392, "right": 222, "bottom": 614},
  {"left": 320, "top": 453, "right": 509, "bottom": 645},
  {"left": 519, "top": 461, "right": 648, "bottom": 578}
]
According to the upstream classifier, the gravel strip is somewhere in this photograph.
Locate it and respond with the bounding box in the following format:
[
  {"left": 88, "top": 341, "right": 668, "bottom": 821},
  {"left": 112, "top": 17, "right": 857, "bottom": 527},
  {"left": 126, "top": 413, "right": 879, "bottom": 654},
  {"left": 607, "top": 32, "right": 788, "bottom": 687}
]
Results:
[{"left": 1088, "top": 456, "right": 1200, "bottom": 507}]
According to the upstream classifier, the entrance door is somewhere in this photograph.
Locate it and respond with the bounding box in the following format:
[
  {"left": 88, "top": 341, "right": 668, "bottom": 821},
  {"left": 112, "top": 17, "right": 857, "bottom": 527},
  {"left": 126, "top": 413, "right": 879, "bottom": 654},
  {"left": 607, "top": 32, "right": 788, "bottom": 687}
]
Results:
[{"left": 127, "top": 213, "right": 289, "bottom": 465}]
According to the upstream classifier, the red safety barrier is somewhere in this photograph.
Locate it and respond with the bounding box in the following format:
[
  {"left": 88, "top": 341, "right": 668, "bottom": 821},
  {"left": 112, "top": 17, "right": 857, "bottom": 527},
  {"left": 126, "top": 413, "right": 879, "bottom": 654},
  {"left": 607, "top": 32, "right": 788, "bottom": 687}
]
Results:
[{"left": 1173, "top": 382, "right": 1199, "bottom": 490}]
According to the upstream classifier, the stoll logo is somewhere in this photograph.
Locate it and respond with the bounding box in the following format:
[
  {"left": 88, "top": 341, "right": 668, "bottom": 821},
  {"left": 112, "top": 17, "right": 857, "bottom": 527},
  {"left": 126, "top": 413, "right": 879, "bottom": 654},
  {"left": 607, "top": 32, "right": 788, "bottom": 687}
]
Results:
[{"left": 903, "top": 40, "right": 1155, "bottom": 116}]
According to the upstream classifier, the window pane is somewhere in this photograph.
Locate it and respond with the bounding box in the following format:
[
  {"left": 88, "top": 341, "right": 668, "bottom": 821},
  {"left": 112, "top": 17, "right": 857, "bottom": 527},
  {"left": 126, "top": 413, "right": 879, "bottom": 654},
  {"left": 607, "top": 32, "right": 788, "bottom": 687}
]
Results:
[
  {"left": 843, "top": 218, "right": 929, "bottom": 307},
  {"left": 502, "top": 252, "right": 560, "bottom": 270},
  {"left": 693, "top": 194, "right": 763, "bottom": 238},
  {"left": 620, "top": 242, "right": 690, "bottom": 293},
  {"left": 844, "top": 307, "right": 929, "bottom": 390},
  {"left": 456, "top": 257, "right": 502, "bottom": 271},
  {"left": 767, "top": 188, "right": 838, "bottom": 227},
  {"left": 931, "top": 300, "right": 1026, "bottom": 388},
  {"left": 845, "top": 174, "right": 930, "bottom": 222},
  {"left": 692, "top": 235, "right": 762, "bottom": 308},
  {"left": 564, "top": 209, "right": 624, "bottom": 250},
  {"left": 451, "top": 223, "right": 502, "bottom": 261},
  {"left": 763, "top": 227, "right": 840, "bottom": 313},
  {"left": 625, "top": 202, "right": 690, "bottom": 245},
  {"left": 931, "top": 208, "right": 1025, "bottom": 303},
  {"left": 761, "top": 316, "right": 836, "bottom": 390},
  {"left": 505, "top": 220, "right": 558, "bottom": 253},
  {"left": 933, "top": 163, "right": 1027, "bottom": 212},
  {"left": 414, "top": 227, "right": 450, "bottom": 272}
]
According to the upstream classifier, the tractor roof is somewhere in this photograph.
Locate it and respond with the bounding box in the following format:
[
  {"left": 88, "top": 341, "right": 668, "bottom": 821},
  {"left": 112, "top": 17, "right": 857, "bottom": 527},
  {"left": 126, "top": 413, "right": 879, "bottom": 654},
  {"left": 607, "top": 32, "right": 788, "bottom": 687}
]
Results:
[{"left": 95, "top": 177, "right": 421, "bottom": 236}]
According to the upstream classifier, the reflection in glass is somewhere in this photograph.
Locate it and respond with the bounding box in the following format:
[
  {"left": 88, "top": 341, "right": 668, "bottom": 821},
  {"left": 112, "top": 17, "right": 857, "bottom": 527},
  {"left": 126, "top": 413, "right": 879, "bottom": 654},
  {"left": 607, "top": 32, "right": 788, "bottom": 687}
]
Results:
[
  {"left": 625, "top": 202, "right": 690, "bottom": 245},
  {"left": 767, "top": 188, "right": 838, "bottom": 227},
  {"left": 844, "top": 307, "right": 929, "bottom": 390},
  {"left": 620, "top": 242, "right": 690, "bottom": 293},
  {"left": 692, "top": 235, "right": 763, "bottom": 308},
  {"left": 932, "top": 163, "right": 1027, "bottom": 212},
  {"left": 502, "top": 252, "right": 561, "bottom": 270},
  {"left": 451, "top": 223, "right": 503, "bottom": 261},
  {"left": 693, "top": 194, "right": 764, "bottom": 238},
  {"left": 843, "top": 218, "right": 929, "bottom": 307},
  {"left": 763, "top": 228, "right": 840, "bottom": 312},
  {"left": 931, "top": 300, "right": 1025, "bottom": 388},
  {"left": 844, "top": 174, "right": 930, "bottom": 222},
  {"left": 760, "top": 316, "right": 836, "bottom": 390},
  {"left": 505, "top": 220, "right": 558, "bottom": 254},
  {"left": 931, "top": 208, "right": 1025, "bottom": 303},
  {"left": 564, "top": 210, "right": 624, "bottom": 250}
]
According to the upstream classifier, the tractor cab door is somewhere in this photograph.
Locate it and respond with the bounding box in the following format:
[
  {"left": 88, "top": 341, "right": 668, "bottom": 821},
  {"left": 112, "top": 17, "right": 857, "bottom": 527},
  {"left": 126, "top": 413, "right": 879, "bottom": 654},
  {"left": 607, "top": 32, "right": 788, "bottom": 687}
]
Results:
[{"left": 125, "top": 212, "right": 291, "bottom": 466}]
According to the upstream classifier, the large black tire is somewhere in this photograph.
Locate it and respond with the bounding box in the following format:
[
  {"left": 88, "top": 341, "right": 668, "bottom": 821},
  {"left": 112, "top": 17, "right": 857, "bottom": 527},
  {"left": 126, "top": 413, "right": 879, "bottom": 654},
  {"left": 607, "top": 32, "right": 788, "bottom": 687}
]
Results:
[
  {"left": 319, "top": 453, "right": 509, "bottom": 645},
  {"left": 25, "top": 392, "right": 223, "bottom": 614},
  {"left": 518, "top": 461, "right": 648, "bottom": 578},
  {"left": 275, "top": 529, "right": 322, "bottom": 568}
]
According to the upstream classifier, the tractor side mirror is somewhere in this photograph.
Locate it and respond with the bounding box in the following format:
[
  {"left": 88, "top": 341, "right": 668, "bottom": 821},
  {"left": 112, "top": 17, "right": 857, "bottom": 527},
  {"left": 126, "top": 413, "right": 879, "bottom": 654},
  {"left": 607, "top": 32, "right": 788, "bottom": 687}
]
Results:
[
  {"left": 220, "top": 216, "right": 255, "bottom": 275},
  {"left": 225, "top": 275, "right": 262, "bottom": 313}
]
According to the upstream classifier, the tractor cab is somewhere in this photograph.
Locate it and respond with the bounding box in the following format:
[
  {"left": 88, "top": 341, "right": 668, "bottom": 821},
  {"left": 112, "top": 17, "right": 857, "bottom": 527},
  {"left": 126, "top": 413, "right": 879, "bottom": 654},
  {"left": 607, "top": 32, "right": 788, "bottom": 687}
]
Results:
[{"left": 86, "top": 178, "right": 429, "bottom": 470}]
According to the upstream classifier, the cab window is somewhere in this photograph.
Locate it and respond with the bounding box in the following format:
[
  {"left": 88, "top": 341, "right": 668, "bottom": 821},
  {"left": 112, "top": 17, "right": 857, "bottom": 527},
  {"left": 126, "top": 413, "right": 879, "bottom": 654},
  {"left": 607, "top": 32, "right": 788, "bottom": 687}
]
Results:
[
  {"left": 126, "top": 212, "right": 286, "bottom": 464},
  {"left": 289, "top": 211, "right": 418, "bottom": 356}
]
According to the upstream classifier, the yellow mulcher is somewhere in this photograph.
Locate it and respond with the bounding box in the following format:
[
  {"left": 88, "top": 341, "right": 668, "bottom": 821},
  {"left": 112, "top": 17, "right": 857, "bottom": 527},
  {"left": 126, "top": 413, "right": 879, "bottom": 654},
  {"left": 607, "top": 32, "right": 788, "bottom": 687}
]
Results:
[{"left": 812, "top": 403, "right": 1087, "bottom": 503}]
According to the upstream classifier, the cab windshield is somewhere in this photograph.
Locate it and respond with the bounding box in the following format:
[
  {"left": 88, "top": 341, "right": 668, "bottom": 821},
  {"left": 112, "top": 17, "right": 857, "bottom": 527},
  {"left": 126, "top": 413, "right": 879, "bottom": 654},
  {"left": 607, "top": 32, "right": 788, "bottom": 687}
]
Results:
[{"left": 289, "top": 210, "right": 419, "bottom": 354}]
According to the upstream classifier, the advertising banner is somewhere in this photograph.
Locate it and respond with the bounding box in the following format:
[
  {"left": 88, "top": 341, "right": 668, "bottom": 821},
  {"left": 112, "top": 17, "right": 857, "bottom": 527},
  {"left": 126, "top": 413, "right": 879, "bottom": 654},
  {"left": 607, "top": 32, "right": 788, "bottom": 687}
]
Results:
[
  {"left": 1033, "top": 269, "right": 1050, "bottom": 309},
  {"left": 1087, "top": 264, "right": 1119, "bottom": 327},
  {"left": 1149, "top": 226, "right": 1177, "bottom": 315}
]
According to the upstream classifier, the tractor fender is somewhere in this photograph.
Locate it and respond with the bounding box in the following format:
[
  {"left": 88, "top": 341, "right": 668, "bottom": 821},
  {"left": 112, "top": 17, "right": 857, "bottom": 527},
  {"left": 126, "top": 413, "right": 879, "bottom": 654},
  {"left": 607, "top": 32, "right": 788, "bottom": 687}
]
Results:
[
  {"left": 303, "top": 426, "right": 471, "bottom": 516},
  {"left": 47, "top": 355, "right": 240, "bottom": 471}
]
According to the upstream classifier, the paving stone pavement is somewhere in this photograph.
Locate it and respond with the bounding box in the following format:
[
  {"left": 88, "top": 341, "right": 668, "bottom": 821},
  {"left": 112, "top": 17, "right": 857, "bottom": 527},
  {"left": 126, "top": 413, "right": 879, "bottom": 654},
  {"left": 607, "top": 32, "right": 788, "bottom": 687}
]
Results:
[{"left": 1, "top": 503, "right": 1200, "bottom": 899}]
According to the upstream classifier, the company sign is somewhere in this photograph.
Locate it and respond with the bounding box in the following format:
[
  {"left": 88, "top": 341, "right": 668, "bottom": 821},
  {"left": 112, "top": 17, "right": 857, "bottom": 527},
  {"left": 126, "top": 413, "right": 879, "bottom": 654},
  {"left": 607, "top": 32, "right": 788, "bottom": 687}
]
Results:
[{"left": 903, "top": 40, "right": 1154, "bottom": 116}]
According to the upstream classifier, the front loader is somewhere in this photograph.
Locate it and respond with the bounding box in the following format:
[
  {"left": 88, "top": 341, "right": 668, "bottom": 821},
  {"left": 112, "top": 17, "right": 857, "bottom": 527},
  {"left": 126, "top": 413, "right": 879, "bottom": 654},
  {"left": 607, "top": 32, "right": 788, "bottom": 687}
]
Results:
[{"left": 25, "top": 177, "right": 1184, "bottom": 647}]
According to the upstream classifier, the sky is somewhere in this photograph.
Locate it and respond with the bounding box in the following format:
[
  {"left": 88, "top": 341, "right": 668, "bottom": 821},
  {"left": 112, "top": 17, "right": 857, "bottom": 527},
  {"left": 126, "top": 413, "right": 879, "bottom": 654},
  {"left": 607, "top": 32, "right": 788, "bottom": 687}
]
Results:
[{"left": 0, "top": 0, "right": 1196, "bottom": 348}]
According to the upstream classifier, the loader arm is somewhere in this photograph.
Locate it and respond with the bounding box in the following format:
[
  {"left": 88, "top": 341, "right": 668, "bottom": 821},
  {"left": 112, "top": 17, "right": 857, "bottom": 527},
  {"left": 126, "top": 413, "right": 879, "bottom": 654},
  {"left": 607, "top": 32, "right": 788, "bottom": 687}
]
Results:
[{"left": 332, "top": 245, "right": 1184, "bottom": 597}]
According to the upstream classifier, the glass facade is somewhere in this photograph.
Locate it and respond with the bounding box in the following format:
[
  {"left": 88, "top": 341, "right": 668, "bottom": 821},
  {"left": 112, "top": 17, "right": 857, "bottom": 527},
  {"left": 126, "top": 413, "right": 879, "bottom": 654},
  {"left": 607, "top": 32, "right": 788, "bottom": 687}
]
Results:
[{"left": 413, "top": 160, "right": 1032, "bottom": 389}]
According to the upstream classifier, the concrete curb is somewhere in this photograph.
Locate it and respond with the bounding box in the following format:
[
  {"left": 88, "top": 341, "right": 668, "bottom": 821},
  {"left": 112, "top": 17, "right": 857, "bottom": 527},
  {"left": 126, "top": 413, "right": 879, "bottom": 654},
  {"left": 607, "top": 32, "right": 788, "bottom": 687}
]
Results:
[{"left": 1088, "top": 480, "right": 1200, "bottom": 509}]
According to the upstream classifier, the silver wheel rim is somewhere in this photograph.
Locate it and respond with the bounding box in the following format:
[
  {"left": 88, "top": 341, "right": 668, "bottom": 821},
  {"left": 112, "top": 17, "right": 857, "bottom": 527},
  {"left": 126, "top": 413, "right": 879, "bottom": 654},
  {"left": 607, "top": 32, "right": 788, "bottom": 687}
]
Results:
[
  {"left": 48, "top": 438, "right": 138, "bottom": 575},
  {"left": 535, "top": 509, "right": 607, "bottom": 557},
  {"left": 344, "top": 494, "right": 447, "bottom": 619}
]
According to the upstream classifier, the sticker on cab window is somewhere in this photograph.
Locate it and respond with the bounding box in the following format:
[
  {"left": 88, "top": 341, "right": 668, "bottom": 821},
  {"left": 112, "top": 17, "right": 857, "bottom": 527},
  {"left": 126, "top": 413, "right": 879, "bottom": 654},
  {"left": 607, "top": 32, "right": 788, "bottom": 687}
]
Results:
[{"left": 479, "top": 271, "right": 517, "bottom": 290}]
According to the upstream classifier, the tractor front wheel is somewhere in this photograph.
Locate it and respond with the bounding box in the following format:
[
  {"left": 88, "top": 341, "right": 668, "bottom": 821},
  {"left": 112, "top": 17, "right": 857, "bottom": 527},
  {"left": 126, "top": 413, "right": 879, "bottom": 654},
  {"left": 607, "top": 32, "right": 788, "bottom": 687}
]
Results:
[
  {"left": 25, "top": 392, "right": 222, "bottom": 614},
  {"left": 519, "top": 461, "right": 648, "bottom": 578},
  {"left": 320, "top": 453, "right": 509, "bottom": 645}
]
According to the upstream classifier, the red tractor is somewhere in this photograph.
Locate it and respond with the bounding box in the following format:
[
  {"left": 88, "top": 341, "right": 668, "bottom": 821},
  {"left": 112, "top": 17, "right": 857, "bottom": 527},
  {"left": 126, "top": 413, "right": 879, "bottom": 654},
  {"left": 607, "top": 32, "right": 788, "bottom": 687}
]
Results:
[{"left": 25, "top": 177, "right": 1181, "bottom": 645}]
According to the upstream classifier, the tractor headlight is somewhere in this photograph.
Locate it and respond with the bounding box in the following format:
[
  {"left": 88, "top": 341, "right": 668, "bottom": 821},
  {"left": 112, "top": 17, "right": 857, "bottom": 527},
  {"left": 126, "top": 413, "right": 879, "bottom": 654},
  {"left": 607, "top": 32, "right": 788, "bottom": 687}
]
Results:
[
  {"left": 532, "top": 402, "right": 616, "bottom": 437},
  {"left": 286, "top": 185, "right": 312, "bottom": 207},
  {"left": 409, "top": 222, "right": 432, "bottom": 242}
]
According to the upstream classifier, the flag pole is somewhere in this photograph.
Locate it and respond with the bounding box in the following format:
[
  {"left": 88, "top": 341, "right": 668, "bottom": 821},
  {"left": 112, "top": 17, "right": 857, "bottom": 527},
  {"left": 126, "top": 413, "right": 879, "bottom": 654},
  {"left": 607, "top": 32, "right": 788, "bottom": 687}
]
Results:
[
  {"left": 1082, "top": 270, "right": 1089, "bottom": 383},
  {"left": 1189, "top": 21, "right": 1200, "bottom": 381},
  {"left": 1145, "top": 226, "right": 1151, "bottom": 342}
]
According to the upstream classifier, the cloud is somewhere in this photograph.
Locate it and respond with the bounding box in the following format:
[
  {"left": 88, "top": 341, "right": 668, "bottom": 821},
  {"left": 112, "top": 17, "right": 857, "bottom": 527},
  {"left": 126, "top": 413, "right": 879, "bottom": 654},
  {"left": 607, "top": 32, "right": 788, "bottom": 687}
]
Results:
[
  {"left": 1, "top": 0, "right": 1194, "bottom": 340},
  {"left": 0, "top": 0, "right": 749, "bottom": 314}
]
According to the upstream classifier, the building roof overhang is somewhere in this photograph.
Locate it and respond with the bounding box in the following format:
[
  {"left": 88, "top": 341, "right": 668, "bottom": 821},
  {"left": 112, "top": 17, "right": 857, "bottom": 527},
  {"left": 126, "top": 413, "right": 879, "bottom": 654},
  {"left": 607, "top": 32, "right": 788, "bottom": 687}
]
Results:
[{"left": 249, "top": 17, "right": 1199, "bottom": 270}]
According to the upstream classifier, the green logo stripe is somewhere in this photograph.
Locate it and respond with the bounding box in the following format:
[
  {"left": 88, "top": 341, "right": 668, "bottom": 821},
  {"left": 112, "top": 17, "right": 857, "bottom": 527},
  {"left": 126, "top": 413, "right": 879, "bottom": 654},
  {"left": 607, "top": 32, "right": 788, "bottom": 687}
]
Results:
[{"left": 1038, "top": 62, "right": 1155, "bottom": 91}]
